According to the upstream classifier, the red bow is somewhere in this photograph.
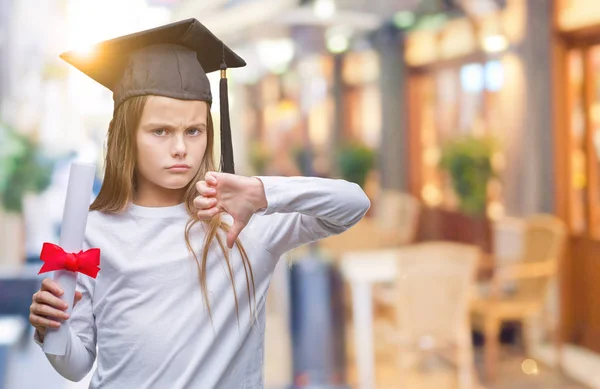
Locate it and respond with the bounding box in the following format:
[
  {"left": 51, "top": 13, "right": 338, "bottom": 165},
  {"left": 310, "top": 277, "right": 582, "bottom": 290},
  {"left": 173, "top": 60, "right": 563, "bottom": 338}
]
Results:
[{"left": 39, "top": 242, "right": 101, "bottom": 279}]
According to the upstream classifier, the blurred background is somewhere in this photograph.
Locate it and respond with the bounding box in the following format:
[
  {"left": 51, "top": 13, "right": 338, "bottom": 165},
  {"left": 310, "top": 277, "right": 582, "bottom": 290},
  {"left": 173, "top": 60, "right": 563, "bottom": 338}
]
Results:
[{"left": 1, "top": 0, "right": 599, "bottom": 388}]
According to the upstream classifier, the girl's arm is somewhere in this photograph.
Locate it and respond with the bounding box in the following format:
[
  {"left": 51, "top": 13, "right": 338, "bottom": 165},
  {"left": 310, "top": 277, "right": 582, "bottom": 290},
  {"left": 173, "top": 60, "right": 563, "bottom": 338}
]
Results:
[
  {"left": 34, "top": 273, "right": 97, "bottom": 381},
  {"left": 249, "top": 176, "right": 371, "bottom": 258}
]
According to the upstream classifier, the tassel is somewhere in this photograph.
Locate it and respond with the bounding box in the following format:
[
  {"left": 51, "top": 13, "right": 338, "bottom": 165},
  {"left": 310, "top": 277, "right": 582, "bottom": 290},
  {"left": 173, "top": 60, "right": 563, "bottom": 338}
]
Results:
[{"left": 219, "top": 63, "right": 235, "bottom": 174}]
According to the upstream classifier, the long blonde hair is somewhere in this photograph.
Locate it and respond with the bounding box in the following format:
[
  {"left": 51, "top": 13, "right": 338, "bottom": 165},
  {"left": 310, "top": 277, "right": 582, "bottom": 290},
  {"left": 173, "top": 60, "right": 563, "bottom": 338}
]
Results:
[{"left": 90, "top": 95, "right": 256, "bottom": 322}]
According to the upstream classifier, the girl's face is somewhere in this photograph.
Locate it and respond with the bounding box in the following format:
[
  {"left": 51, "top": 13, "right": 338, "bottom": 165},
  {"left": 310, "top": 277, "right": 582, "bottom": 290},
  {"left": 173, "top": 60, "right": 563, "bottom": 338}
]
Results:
[{"left": 135, "top": 96, "right": 208, "bottom": 203}]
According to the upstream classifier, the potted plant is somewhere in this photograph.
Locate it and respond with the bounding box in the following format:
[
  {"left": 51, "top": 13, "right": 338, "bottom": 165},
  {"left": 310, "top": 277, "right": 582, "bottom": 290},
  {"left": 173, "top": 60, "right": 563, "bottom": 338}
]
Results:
[
  {"left": 336, "top": 142, "right": 375, "bottom": 189},
  {"left": 435, "top": 134, "right": 498, "bottom": 252},
  {"left": 439, "top": 135, "right": 497, "bottom": 217},
  {"left": 0, "top": 122, "right": 54, "bottom": 266}
]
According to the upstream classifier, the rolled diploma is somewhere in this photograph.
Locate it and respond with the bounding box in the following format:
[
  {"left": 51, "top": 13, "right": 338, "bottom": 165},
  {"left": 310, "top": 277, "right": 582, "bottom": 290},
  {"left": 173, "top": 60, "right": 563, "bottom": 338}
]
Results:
[{"left": 43, "top": 162, "right": 96, "bottom": 355}]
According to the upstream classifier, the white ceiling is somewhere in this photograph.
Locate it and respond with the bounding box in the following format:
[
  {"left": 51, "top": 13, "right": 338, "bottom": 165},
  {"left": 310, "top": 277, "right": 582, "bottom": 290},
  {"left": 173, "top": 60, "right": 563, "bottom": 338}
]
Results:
[
  {"left": 172, "top": 0, "right": 420, "bottom": 43},
  {"left": 334, "top": 0, "right": 420, "bottom": 17}
]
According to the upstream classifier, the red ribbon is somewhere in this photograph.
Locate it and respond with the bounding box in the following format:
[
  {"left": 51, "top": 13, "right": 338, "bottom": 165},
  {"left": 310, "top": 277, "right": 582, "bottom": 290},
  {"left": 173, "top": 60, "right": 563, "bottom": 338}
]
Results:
[{"left": 39, "top": 242, "right": 101, "bottom": 279}]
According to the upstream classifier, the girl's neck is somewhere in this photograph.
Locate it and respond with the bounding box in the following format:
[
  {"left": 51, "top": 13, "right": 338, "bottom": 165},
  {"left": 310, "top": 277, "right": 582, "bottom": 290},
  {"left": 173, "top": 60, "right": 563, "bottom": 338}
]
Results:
[{"left": 134, "top": 184, "right": 184, "bottom": 207}]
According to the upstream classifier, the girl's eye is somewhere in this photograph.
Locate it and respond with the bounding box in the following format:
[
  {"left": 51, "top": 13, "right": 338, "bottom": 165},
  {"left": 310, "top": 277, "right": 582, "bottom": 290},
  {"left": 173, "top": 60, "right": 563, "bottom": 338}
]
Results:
[
  {"left": 153, "top": 128, "right": 167, "bottom": 136},
  {"left": 187, "top": 128, "right": 203, "bottom": 136}
]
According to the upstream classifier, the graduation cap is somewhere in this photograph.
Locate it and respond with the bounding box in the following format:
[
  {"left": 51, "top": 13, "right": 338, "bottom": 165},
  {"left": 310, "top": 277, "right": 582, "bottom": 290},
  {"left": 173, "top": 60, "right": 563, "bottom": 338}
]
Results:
[{"left": 59, "top": 18, "right": 246, "bottom": 174}]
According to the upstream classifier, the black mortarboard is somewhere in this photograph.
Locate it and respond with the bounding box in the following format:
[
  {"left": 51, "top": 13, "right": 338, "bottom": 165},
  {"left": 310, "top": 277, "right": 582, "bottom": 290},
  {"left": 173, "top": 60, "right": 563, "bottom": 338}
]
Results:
[{"left": 59, "top": 18, "right": 245, "bottom": 174}]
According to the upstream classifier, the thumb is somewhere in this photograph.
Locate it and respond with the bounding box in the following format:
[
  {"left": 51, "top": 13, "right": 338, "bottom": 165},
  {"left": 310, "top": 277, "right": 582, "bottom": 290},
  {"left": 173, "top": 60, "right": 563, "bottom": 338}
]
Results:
[
  {"left": 205, "top": 171, "right": 221, "bottom": 186},
  {"left": 73, "top": 291, "right": 83, "bottom": 307},
  {"left": 227, "top": 219, "right": 246, "bottom": 249}
]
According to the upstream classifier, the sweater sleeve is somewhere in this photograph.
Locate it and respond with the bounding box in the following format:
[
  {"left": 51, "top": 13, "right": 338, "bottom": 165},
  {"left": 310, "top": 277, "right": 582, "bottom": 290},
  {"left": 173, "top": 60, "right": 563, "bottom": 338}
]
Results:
[
  {"left": 248, "top": 176, "right": 371, "bottom": 258},
  {"left": 33, "top": 260, "right": 97, "bottom": 381}
]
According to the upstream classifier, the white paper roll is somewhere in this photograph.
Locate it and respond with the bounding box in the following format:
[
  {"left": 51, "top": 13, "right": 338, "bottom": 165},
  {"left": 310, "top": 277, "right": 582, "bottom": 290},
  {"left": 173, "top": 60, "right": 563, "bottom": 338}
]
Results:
[{"left": 43, "top": 162, "right": 96, "bottom": 356}]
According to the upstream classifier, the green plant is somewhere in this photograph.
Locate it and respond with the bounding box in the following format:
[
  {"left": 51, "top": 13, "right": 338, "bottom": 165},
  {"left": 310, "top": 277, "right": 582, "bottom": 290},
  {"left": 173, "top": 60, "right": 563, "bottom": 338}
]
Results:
[
  {"left": 439, "top": 135, "right": 497, "bottom": 217},
  {"left": 0, "top": 123, "right": 54, "bottom": 213},
  {"left": 337, "top": 142, "right": 375, "bottom": 189}
]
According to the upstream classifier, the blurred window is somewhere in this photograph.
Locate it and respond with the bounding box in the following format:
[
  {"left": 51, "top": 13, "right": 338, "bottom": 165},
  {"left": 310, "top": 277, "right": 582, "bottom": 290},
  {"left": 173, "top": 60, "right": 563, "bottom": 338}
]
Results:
[
  {"left": 568, "top": 44, "right": 600, "bottom": 238},
  {"left": 568, "top": 49, "right": 588, "bottom": 234},
  {"left": 414, "top": 59, "right": 505, "bottom": 215}
]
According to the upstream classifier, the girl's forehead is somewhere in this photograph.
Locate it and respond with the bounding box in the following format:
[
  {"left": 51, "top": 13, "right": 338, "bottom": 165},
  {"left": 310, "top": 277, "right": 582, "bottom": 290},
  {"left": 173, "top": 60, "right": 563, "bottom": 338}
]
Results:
[{"left": 141, "top": 96, "right": 208, "bottom": 123}]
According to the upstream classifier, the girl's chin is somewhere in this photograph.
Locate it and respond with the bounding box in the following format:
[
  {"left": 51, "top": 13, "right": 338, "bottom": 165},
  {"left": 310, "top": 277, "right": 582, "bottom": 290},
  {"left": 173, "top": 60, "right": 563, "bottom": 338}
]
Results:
[{"left": 160, "top": 177, "right": 194, "bottom": 190}]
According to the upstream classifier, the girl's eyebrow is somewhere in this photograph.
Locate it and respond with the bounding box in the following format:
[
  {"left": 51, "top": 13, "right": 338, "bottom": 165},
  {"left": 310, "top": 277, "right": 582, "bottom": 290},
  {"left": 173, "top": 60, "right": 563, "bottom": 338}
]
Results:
[{"left": 143, "top": 122, "right": 207, "bottom": 129}]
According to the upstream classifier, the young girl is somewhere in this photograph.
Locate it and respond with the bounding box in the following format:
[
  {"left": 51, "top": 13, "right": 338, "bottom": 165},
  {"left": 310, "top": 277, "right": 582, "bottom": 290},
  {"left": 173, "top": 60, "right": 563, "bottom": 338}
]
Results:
[{"left": 28, "top": 19, "right": 370, "bottom": 389}]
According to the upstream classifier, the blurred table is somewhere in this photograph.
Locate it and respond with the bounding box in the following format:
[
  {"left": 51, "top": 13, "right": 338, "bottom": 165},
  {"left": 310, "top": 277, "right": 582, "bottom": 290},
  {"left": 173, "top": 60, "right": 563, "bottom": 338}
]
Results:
[
  {"left": 339, "top": 247, "right": 494, "bottom": 389},
  {"left": 340, "top": 248, "right": 401, "bottom": 389}
]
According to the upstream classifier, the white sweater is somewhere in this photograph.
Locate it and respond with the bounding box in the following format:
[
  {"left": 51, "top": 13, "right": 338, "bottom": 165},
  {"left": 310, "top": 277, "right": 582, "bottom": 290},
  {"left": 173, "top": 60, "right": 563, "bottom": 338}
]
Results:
[{"left": 35, "top": 176, "right": 370, "bottom": 389}]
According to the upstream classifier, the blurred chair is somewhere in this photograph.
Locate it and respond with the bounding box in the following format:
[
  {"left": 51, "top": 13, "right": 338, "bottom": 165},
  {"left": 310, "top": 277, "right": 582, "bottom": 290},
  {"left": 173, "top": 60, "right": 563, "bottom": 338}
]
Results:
[
  {"left": 470, "top": 214, "right": 567, "bottom": 381},
  {"left": 374, "top": 190, "right": 421, "bottom": 246},
  {"left": 319, "top": 217, "right": 395, "bottom": 327},
  {"left": 491, "top": 217, "right": 525, "bottom": 267},
  {"left": 319, "top": 190, "right": 421, "bottom": 259},
  {"left": 370, "top": 190, "right": 421, "bottom": 324},
  {"left": 319, "top": 217, "right": 396, "bottom": 259},
  {"left": 386, "top": 242, "right": 480, "bottom": 389}
]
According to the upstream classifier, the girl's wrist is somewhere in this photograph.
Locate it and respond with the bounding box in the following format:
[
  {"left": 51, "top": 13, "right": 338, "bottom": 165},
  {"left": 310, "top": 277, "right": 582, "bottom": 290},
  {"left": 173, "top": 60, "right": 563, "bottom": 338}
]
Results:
[{"left": 250, "top": 177, "right": 268, "bottom": 213}]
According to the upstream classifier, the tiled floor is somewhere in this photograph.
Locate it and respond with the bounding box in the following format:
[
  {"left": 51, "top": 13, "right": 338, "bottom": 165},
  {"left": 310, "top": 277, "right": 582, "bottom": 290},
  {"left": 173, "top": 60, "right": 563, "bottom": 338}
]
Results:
[
  {"left": 477, "top": 351, "right": 586, "bottom": 389},
  {"left": 343, "top": 342, "right": 590, "bottom": 389},
  {"left": 6, "top": 326, "right": 591, "bottom": 389},
  {"left": 476, "top": 347, "right": 587, "bottom": 389}
]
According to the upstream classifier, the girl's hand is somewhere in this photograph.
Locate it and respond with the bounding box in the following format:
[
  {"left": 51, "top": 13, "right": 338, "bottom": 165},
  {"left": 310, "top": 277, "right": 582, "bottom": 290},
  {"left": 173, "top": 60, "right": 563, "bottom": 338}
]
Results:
[
  {"left": 29, "top": 278, "right": 83, "bottom": 342},
  {"left": 194, "top": 172, "right": 267, "bottom": 248}
]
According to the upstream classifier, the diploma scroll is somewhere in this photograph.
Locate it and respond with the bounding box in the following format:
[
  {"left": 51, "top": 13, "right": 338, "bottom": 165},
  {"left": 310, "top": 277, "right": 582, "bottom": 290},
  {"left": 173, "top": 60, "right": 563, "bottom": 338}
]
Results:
[{"left": 42, "top": 162, "right": 96, "bottom": 355}]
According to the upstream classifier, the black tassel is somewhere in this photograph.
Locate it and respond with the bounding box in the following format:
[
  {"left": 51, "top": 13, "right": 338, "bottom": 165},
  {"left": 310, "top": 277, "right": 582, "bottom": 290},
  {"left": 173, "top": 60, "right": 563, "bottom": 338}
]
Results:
[{"left": 219, "top": 63, "right": 235, "bottom": 174}]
